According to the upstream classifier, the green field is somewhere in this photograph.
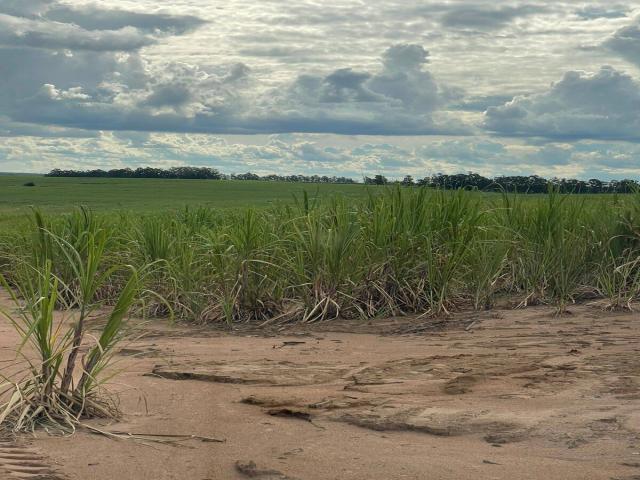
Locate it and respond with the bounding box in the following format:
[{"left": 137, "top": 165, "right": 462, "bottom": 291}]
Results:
[
  {"left": 0, "top": 175, "right": 372, "bottom": 218},
  {"left": 0, "top": 174, "right": 638, "bottom": 324},
  {"left": 0, "top": 183, "right": 638, "bottom": 322},
  {"left": 0, "top": 174, "right": 627, "bottom": 218}
]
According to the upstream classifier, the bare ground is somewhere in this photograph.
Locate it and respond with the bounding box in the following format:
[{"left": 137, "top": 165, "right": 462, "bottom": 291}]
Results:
[{"left": 1, "top": 304, "right": 640, "bottom": 479}]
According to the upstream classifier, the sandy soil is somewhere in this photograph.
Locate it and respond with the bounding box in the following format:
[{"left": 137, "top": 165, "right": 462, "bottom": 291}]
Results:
[{"left": 1, "top": 304, "right": 640, "bottom": 479}]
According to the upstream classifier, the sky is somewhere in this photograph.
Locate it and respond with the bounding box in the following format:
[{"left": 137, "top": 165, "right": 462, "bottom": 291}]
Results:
[{"left": 0, "top": 0, "right": 640, "bottom": 179}]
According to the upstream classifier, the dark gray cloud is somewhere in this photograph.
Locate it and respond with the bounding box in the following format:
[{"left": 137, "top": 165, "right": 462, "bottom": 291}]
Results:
[
  {"left": 0, "top": 0, "right": 53, "bottom": 17},
  {"left": 319, "top": 69, "right": 380, "bottom": 103},
  {"left": 0, "top": 116, "right": 99, "bottom": 138},
  {"left": 142, "top": 84, "right": 193, "bottom": 108},
  {"left": 575, "top": 5, "right": 630, "bottom": 20},
  {"left": 0, "top": 0, "right": 206, "bottom": 34},
  {"left": 0, "top": 14, "right": 155, "bottom": 51},
  {"left": 440, "top": 4, "right": 546, "bottom": 30},
  {"left": 603, "top": 18, "right": 640, "bottom": 67},
  {"left": 484, "top": 66, "right": 640, "bottom": 141},
  {"left": 0, "top": 1, "right": 206, "bottom": 52},
  {"left": 44, "top": 4, "right": 206, "bottom": 34},
  {"left": 280, "top": 45, "right": 460, "bottom": 122},
  {"left": 238, "top": 46, "right": 315, "bottom": 58}
]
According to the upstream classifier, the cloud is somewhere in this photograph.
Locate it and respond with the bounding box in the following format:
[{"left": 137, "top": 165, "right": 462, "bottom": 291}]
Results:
[
  {"left": 484, "top": 66, "right": 640, "bottom": 141},
  {"left": 0, "top": 1, "right": 206, "bottom": 52},
  {"left": 316, "top": 69, "right": 381, "bottom": 103},
  {"left": 0, "top": 46, "right": 147, "bottom": 117},
  {"left": 263, "top": 44, "right": 466, "bottom": 135},
  {"left": 368, "top": 44, "right": 448, "bottom": 112},
  {"left": 2, "top": 37, "right": 467, "bottom": 136},
  {"left": 451, "top": 95, "right": 515, "bottom": 112},
  {"left": 142, "top": 84, "right": 193, "bottom": 109},
  {"left": 237, "top": 46, "right": 315, "bottom": 58},
  {"left": 0, "top": 0, "right": 639, "bottom": 180},
  {"left": 440, "top": 4, "right": 546, "bottom": 30},
  {"left": 603, "top": 18, "right": 640, "bottom": 67},
  {"left": 44, "top": 4, "right": 206, "bottom": 34},
  {"left": 0, "top": 1, "right": 223, "bottom": 134},
  {"left": 575, "top": 5, "right": 630, "bottom": 20},
  {"left": 0, "top": 0, "right": 53, "bottom": 17},
  {"left": 5, "top": 132, "right": 640, "bottom": 181},
  {"left": 0, "top": 14, "right": 155, "bottom": 51},
  {"left": 0, "top": 116, "right": 99, "bottom": 138}
]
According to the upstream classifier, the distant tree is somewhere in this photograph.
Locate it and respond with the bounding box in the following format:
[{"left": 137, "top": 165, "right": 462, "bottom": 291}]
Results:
[
  {"left": 373, "top": 174, "right": 388, "bottom": 185},
  {"left": 363, "top": 175, "right": 388, "bottom": 185},
  {"left": 401, "top": 175, "right": 415, "bottom": 186},
  {"left": 231, "top": 172, "right": 261, "bottom": 181},
  {"left": 618, "top": 179, "right": 638, "bottom": 193},
  {"left": 587, "top": 178, "right": 603, "bottom": 194}
]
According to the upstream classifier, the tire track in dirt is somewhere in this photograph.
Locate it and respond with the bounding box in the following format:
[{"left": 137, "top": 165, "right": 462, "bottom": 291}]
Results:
[{"left": 0, "top": 439, "right": 65, "bottom": 479}]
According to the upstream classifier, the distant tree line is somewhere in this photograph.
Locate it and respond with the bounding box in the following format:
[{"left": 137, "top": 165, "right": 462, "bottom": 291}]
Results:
[
  {"left": 45, "top": 168, "right": 638, "bottom": 193},
  {"left": 45, "top": 167, "right": 356, "bottom": 184},
  {"left": 46, "top": 167, "right": 223, "bottom": 180},
  {"left": 415, "top": 173, "right": 639, "bottom": 194},
  {"left": 227, "top": 172, "right": 356, "bottom": 183},
  {"left": 367, "top": 173, "right": 638, "bottom": 193}
]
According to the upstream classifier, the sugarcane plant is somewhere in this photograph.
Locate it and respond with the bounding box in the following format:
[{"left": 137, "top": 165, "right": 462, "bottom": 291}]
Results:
[{"left": 0, "top": 214, "right": 145, "bottom": 434}]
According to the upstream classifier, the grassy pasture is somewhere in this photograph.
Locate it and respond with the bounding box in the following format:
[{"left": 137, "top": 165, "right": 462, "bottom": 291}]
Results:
[
  {"left": 0, "top": 174, "right": 627, "bottom": 225},
  {"left": 0, "top": 175, "right": 372, "bottom": 219}
]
